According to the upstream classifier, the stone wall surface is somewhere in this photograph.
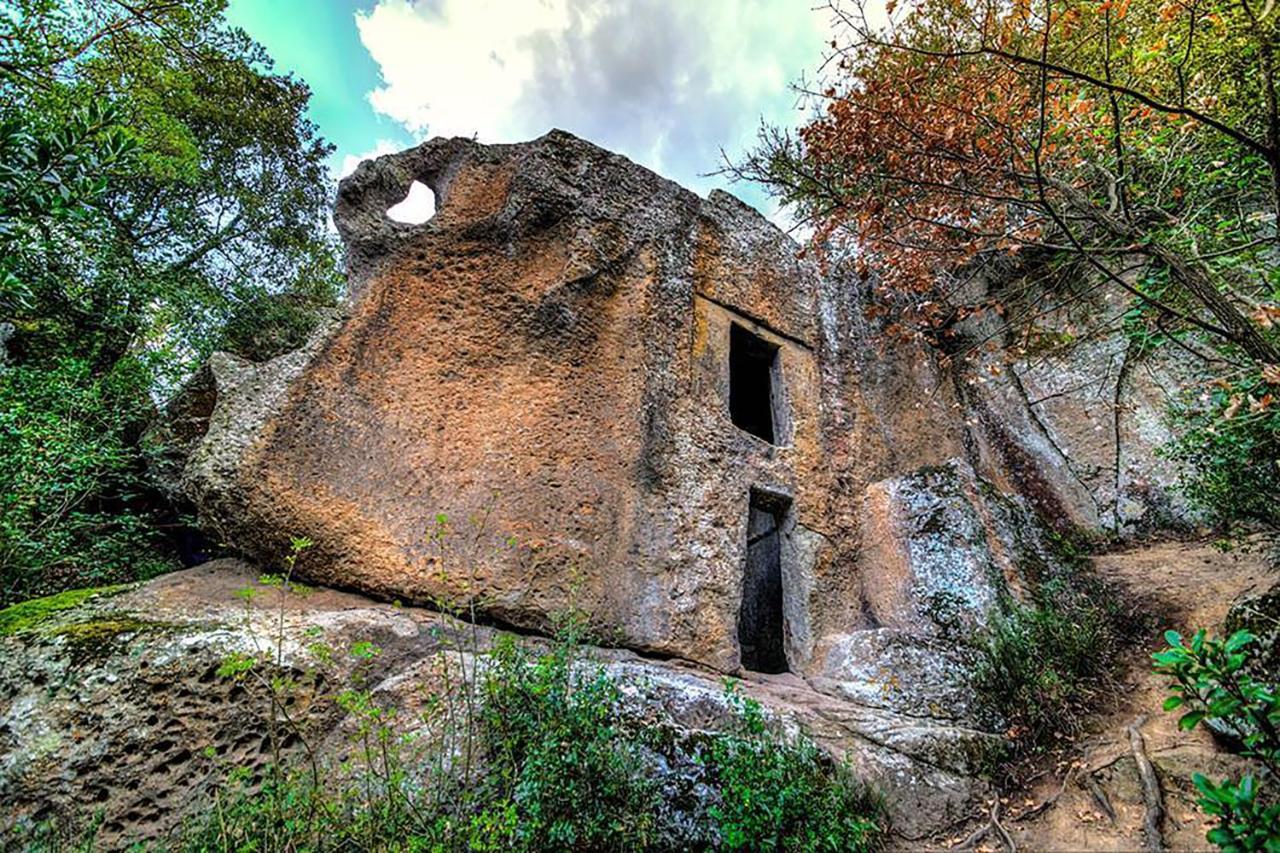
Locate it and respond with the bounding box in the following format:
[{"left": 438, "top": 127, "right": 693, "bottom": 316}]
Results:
[
  {"left": 177, "top": 131, "right": 861, "bottom": 673},
  {"left": 147, "top": 130, "right": 1211, "bottom": 839}
]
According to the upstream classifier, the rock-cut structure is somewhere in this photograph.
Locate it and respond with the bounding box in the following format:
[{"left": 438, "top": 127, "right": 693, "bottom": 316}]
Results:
[
  {"left": 175, "top": 134, "right": 958, "bottom": 665},
  {"left": 148, "top": 129, "right": 1201, "bottom": 834}
]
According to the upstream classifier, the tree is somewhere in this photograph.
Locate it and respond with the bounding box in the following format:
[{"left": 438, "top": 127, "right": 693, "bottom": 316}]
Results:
[
  {"left": 0, "top": 0, "right": 342, "bottom": 604},
  {"left": 729, "top": 0, "right": 1280, "bottom": 538},
  {"left": 734, "top": 0, "right": 1280, "bottom": 365}
]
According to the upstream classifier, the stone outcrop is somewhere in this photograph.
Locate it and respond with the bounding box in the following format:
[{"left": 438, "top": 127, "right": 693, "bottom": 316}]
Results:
[
  {"left": 952, "top": 271, "right": 1205, "bottom": 538},
  {"left": 139, "top": 130, "right": 1212, "bottom": 839},
  {"left": 164, "top": 130, "right": 1182, "bottom": 674},
  {"left": 176, "top": 131, "right": 851, "bottom": 674},
  {"left": 0, "top": 563, "right": 991, "bottom": 846}
]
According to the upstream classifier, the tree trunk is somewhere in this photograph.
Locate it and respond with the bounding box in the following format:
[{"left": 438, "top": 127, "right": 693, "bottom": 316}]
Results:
[{"left": 1147, "top": 243, "right": 1280, "bottom": 364}]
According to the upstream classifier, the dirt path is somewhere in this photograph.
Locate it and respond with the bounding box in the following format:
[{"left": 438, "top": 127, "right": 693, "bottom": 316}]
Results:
[{"left": 945, "top": 540, "right": 1273, "bottom": 852}]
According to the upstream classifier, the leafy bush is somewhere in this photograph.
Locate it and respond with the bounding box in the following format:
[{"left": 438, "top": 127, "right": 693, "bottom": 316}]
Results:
[
  {"left": 974, "top": 576, "right": 1128, "bottom": 753},
  {"left": 475, "top": 634, "right": 662, "bottom": 849},
  {"left": 0, "top": 1, "right": 344, "bottom": 605},
  {"left": 708, "top": 686, "right": 883, "bottom": 852},
  {"left": 171, "top": 613, "right": 883, "bottom": 850},
  {"left": 1155, "top": 629, "right": 1280, "bottom": 851},
  {"left": 0, "top": 357, "right": 174, "bottom": 605},
  {"left": 1163, "top": 367, "right": 1280, "bottom": 539}
]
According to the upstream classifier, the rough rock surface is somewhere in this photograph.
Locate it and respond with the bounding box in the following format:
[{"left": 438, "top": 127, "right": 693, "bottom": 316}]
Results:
[
  {"left": 160, "top": 130, "right": 1184, "bottom": 676},
  {"left": 949, "top": 265, "right": 1207, "bottom": 537},
  {"left": 134, "top": 130, "right": 1214, "bottom": 841},
  {"left": 0, "top": 562, "right": 991, "bottom": 846},
  {"left": 175, "top": 131, "right": 851, "bottom": 673}
]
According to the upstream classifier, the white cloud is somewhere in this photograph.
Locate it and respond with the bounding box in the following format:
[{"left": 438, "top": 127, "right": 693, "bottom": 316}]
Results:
[
  {"left": 387, "top": 180, "right": 435, "bottom": 223},
  {"left": 354, "top": 0, "right": 830, "bottom": 206},
  {"left": 339, "top": 138, "right": 406, "bottom": 178}
]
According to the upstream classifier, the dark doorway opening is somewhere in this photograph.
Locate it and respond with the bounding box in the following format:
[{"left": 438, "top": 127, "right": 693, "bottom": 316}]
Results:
[
  {"left": 738, "top": 492, "right": 789, "bottom": 673},
  {"left": 729, "top": 324, "right": 779, "bottom": 443}
]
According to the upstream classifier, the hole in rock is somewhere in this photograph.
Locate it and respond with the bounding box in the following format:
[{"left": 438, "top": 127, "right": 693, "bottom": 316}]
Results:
[
  {"left": 386, "top": 180, "right": 435, "bottom": 224},
  {"left": 729, "top": 323, "right": 779, "bottom": 444},
  {"left": 738, "top": 491, "right": 789, "bottom": 673}
]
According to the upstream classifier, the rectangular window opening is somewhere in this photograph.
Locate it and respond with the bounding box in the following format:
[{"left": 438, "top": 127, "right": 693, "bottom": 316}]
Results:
[
  {"left": 738, "top": 491, "right": 789, "bottom": 673},
  {"left": 729, "top": 323, "right": 779, "bottom": 444}
]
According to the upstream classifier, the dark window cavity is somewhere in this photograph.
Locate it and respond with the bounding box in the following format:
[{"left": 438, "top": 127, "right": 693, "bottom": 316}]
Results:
[
  {"left": 738, "top": 492, "right": 789, "bottom": 673},
  {"left": 729, "top": 324, "right": 779, "bottom": 444}
]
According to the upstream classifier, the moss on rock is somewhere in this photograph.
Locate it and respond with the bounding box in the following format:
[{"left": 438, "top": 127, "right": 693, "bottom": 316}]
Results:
[
  {"left": 0, "top": 585, "right": 130, "bottom": 637},
  {"left": 45, "top": 614, "right": 177, "bottom": 664}
]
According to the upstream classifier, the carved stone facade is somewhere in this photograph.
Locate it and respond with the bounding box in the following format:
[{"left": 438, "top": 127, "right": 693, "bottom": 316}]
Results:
[{"left": 171, "top": 130, "right": 1189, "bottom": 680}]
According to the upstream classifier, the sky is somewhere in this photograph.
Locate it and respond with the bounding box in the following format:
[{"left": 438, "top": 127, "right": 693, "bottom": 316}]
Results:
[{"left": 225, "top": 0, "right": 836, "bottom": 225}]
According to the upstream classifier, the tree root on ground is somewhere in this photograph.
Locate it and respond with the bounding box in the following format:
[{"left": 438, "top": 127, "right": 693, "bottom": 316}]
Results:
[
  {"left": 1087, "top": 775, "right": 1117, "bottom": 825},
  {"left": 957, "top": 798, "right": 1017, "bottom": 852},
  {"left": 1011, "top": 765, "right": 1075, "bottom": 822},
  {"left": 1128, "top": 716, "right": 1165, "bottom": 852}
]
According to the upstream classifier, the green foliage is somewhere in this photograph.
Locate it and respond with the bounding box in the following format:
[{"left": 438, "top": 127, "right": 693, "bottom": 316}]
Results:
[
  {"left": 707, "top": 686, "right": 883, "bottom": 852},
  {"left": 0, "top": 357, "right": 174, "bottom": 604},
  {"left": 0, "top": 0, "right": 345, "bottom": 603},
  {"left": 1163, "top": 367, "right": 1280, "bottom": 537},
  {"left": 476, "top": 634, "right": 662, "bottom": 850},
  {"left": 11, "top": 540, "right": 886, "bottom": 851},
  {"left": 974, "top": 577, "right": 1126, "bottom": 753},
  {"left": 0, "top": 98, "right": 136, "bottom": 314},
  {"left": 1155, "top": 629, "right": 1280, "bottom": 851},
  {"left": 2, "top": 0, "right": 344, "bottom": 367},
  {"left": 0, "top": 582, "right": 126, "bottom": 636},
  {"left": 174, "top": 641, "right": 886, "bottom": 852}
]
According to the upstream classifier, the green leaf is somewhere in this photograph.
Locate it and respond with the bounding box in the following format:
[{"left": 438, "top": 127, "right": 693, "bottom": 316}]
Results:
[{"left": 1179, "top": 710, "right": 1206, "bottom": 731}]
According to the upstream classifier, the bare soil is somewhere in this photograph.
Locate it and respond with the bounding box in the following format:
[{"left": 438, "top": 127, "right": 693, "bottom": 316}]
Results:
[{"left": 937, "top": 539, "right": 1274, "bottom": 852}]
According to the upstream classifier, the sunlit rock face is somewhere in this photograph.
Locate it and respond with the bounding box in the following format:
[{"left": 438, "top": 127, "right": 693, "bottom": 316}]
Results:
[
  {"left": 178, "top": 130, "right": 856, "bottom": 673},
  {"left": 167, "top": 130, "right": 1186, "bottom": 676}
]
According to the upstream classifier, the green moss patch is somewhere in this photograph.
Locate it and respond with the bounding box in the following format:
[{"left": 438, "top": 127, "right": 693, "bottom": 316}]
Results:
[
  {"left": 47, "top": 616, "right": 165, "bottom": 642},
  {"left": 0, "top": 585, "right": 130, "bottom": 636},
  {"left": 46, "top": 614, "right": 176, "bottom": 664}
]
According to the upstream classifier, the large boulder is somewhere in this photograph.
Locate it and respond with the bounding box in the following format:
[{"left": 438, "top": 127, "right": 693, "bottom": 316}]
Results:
[
  {"left": 160, "top": 130, "right": 1131, "bottom": 680},
  {"left": 168, "top": 131, "right": 858, "bottom": 672},
  {"left": 810, "top": 458, "right": 1063, "bottom": 725}
]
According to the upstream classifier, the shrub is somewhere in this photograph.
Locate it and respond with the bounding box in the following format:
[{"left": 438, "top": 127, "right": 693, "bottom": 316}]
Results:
[
  {"left": 171, "top": 625, "right": 884, "bottom": 851},
  {"left": 21, "top": 528, "right": 883, "bottom": 851},
  {"left": 707, "top": 686, "right": 884, "bottom": 852},
  {"left": 476, "top": 635, "right": 662, "bottom": 850},
  {"left": 1163, "top": 366, "right": 1280, "bottom": 539},
  {"left": 1155, "top": 629, "right": 1280, "bottom": 851},
  {"left": 973, "top": 576, "right": 1128, "bottom": 753},
  {"left": 0, "top": 356, "right": 175, "bottom": 606}
]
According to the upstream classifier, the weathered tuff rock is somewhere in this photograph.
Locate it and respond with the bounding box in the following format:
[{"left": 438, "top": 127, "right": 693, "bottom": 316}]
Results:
[
  {"left": 145, "top": 130, "right": 1206, "bottom": 835},
  {"left": 953, "top": 268, "right": 1207, "bottom": 538},
  {"left": 163, "top": 130, "right": 1186, "bottom": 674},
  {"left": 0, "top": 563, "right": 993, "bottom": 846}
]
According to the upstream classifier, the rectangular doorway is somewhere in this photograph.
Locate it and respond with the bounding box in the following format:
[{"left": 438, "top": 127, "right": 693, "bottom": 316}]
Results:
[{"left": 738, "top": 491, "right": 789, "bottom": 673}]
